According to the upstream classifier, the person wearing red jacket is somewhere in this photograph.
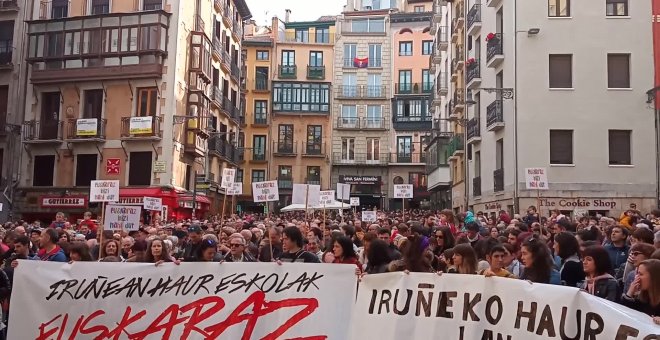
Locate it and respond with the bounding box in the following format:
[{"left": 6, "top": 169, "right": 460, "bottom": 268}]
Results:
[{"left": 78, "top": 211, "right": 98, "bottom": 234}]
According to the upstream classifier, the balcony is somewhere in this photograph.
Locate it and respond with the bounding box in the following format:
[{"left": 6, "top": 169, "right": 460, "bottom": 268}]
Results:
[
  {"left": 0, "top": 0, "right": 18, "bottom": 11},
  {"left": 221, "top": 97, "right": 239, "bottom": 121},
  {"left": 395, "top": 83, "right": 433, "bottom": 95},
  {"left": 22, "top": 120, "right": 63, "bottom": 144},
  {"left": 282, "top": 32, "right": 335, "bottom": 44},
  {"left": 466, "top": 117, "right": 481, "bottom": 144},
  {"left": 487, "top": 0, "right": 503, "bottom": 8},
  {"left": 494, "top": 168, "right": 504, "bottom": 192},
  {"left": 473, "top": 176, "right": 481, "bottom": 197},
  {"left": 392, "top": 115, "right": 433, "bottom": 131},
  {"left": 486, "top": 99, "right": 505, "bottom": 131},
  {"left": 307, "top": 65, "right": 325, "bottom": 80},
  {"left": 306, "top": 179, "right": 321, "bottom": 185},
  {"left": 230, "top": 62, "right": 241, "bottom": 82},
  {"left": 212, "top": 36, "right": 222, "bottom": 60},
  {"left": 26, "top": 10, "right": 170, "bottom": 84},
  {"left": 336, "top": 117, "right": 359, "bottom": 130},
  {"left": 253, "top": 78, "right": 269, "bottom": 92},
  {"left": 390, "top": 152, "right": 425, "bottom": 164},
  {"left": 278, "top": 178, "right": 293, "bottom": 190},
  {"left": 184, "top": 132, "right": 207, "bottom": 158},
  {"left": 232, "top": 17, "right": 243, "bottom": 40},
  {"left": 278, "top": 65, "right": 297, "bottom": 79},
  {"left": 362, "top": 117, "right": 387, "bottom": 130},
  {"left": 337, "top": 85, "right": 387, "bottom": 99},
  {"left": 332, "top": 153, "right": 390, "bottom": 166},
  {"left": 273, "top": 141, "right": 297, "bottom": 157},
  {"left": 436, "top": 73, "right": 448, "bottom": 96},
  {"left": 435, "top": 26, "right": 448, "bottom": 52},
  {"left": 450, "top": 89, "right": 464, "bottom": 118},
  {"left": 66, "top": 118, "right": 107, "bottom": 142},
  {"left": 120, "top": 116, "right": 162, "bottom": 140},
  {"left": 0, "top": 50, "right": 11, "bottom": 70},
  {"left": 447, "top": 133, "right": 464, "bottom": 160},
  {"left": 486, "top": 33, "right": 504, "bottom": 68},
  {"left": 466, "top": 4, "right": 481, "bottom": 36},
  {"left": 220, "top": 50, "right": 231, "bottom": 72},
  {"left": 302, "top": 142, "right": 326, "bottom": 158},
  {"left": 466, "top": 60, "right": 481, "bottom": 89},
  {"left": 343, "top": 57, "right": 382, "bottom": 69},
  {"left": 208, "top": 136, "right": 239, "bottom": 165}
]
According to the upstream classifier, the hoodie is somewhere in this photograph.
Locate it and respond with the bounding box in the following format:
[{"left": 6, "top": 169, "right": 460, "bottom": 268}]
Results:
[
  {"left": 37, "top": 246, "right": 67, "bottom": 262},
  {"left": 580, "top": 273, "right": 619, "bottom": 302}
]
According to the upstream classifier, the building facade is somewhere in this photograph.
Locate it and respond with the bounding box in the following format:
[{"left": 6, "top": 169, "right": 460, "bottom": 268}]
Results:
[
  {"left": 270, "top": 14, "right": 335, "bottom": 208},
  {"left": 454, "top": 0, "right": 655, "bottom": 217},
  {"left": 17, "top": 0, "right": 251, "bottom": 222}
]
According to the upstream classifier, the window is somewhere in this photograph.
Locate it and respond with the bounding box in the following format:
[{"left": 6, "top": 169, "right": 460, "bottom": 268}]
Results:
[
  {"left": 475, "top": 151, "right": 481, "bottom": 177},
  {"left": 272, "top": 82, "right": 330, "bottom": 112},
  {"left": 315, "top": 28, "right": 329, "bottom": 43},
  {"left": 343, "top": 73, "right": 357, "bottom": 97},
  {"left": 252, "top": 170, "right": 266, "bottom": 183},
  {"left": 341, "top": 138, "right": 355, "bottom": 161},
  {"left": 278, "top": 124, "right": 294, "bottom": 152},
  {"left": 366, "top": 105, "right": 382, "bottom": 128},
  {"left": 278, "top": 166, "right": 292, "bottom": 179},
  {"left": 33, "top": 155, "right": 55, "bottom": 186},
  {"left": 307, "top": 166, "right": 321, "bottom": 184},
  {"left": 367, "top": 74, "right": 382, "bottom": 97},
  {"left": 422, "top": 70, "right": 433, "bottom": 91},
  {"left": 0, "top": 86, "right": 7, "bottom": 125},
  {"left": 414, "top": 5, "right": 425, "bottom": 12},
  {"left": 608, "top": 130, "right": 631, "bottom": 165},
  {"left": 236, "top": 169, "right": 243, "bottom": 183},
  {"left": 137, "top": 88, "right": 158, "bottom": 116},
  {"left": 549, "top": 54, "right": 572, "bottom": 88},
  {"left": 350, "top": 18, "right": 385, "bottom": 33},
  {"left": 396, "top": 99, "right": 425, "bottom": 119},
  {"left": 422, "top": 40, "right": 433, "bottom": 55},
  {"left": 295, "top": 29, "right": 309, "bottom": 43},
  {"left": 549, "top": 130, "right": 573, "bottom": 164},
  {"left": 255, "top": 67, "right": 269, "bottom": 90},
  {"left": 367, "top": 138, "right": 380, "bottom": 162},
  {"left": 253, "top": 135, "right": 266, "bottom": 160},
  {"left": 143, "top": 0, "right": 162, "bottom": 10},
  {"left": 495, "top": 138, "right": 504, "bottom": 169},
  {"left": 309, "top": 51, "right": 323, "bottom": 67},
  {"left": 369, "top": 44, "right": 382, "bottom": 67},
  {"left": 399, "top": 70, "right": 412, "bottom": 93},
  {"left": 548, "top": 0, "right": 570, "bottom": 17},
  {"left": 344, "top": 43, "right": 357, "bottom": 67},
  {"left": 606, "top": 0, "right": 628, "bottom": 16},
  {"left": 256, "top": 50, "right": 269, "bottom": 60},
  {"left": 51, "top": 0, "right": 69, "bottom": 18},
  {"left": 254, "top": 100, "right": 267, "bottom": 124},
  {"left": 75, "top": 154, "right": 97, "bottom": 187},
  {"left": 399, "top": 41, "right": 413, "bottom": 56},
  {"left": 341, "top": 105, "right": 358, "bottom": 128},
  {"left": 397, "top": 137, "right": 412, "bottom": 156},
  {"left": 281, "top": 50, "right": 295, "bottom": 66},
  {"left": 83, "top": 89, "right": 103, "bottom": 119},
  {"left": 90, "top": 0, "right": 109, "bottom": 14},
  {"left": 129, "top": 151, "right": 152, "bottom": 185},
  {"left": 607, "top": 54, "right": 630, "bottom": 88},
  {"left": 306, "top": 125, "right": 322, "bottom": 154}
]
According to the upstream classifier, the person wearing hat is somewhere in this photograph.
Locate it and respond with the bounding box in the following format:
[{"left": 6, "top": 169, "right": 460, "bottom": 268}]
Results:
[{"left": 181, "top": 224, "right": 204, "bottom": 262}]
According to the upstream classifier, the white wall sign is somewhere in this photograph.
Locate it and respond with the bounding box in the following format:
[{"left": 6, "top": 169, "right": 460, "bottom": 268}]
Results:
[
  {"left": 221, "top": 168, "right": 236, "bottom": 189},
  {"left": 76, "top": 118, "right": 98, "bottom": 136},
  {"left": 153, "top": 161, "right": 166, "bottom": 173},
  {"left": 361, "top": 210, "right": 377, "bottom": 222},
  {"left": 292, "top": 184, "right": 321, "bottom": 207},
  {"left": 252, "top": 181, "right": 280, "bottom": 202},
  {"left": 525, "top": 167, "right": 549, "bottom": 190},
  {"left": 104, "top": 205, "right": 141, "bottom": 231},
  {"left": 319, "top": 191, "right": 335, "bottom": 206},
  {"left": 350, "top": 197, "right": 360, "bottom": 206},
  {"left": 89, "top": 180, "right": 119, "bottom": 202},
  {"left": 336, "top": 183, "right": 351, "bottom": 200},
  {"left": 143, "top": 197, "right": 162, "bottom": 211},
  {"left": 129, "top": 116, "right": 153, "bottom": 134},
  {"left": 393, "top": 184, "right": 413, "bottom": 199}
]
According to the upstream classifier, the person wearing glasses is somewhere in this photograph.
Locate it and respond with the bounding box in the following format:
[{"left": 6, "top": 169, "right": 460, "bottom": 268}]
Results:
[{"left": 223, "top": 234, "right": 256, "bottom": 263}]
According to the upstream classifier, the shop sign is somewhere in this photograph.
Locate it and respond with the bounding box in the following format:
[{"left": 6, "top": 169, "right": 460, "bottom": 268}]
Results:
[
  {"left": 539, "top": 198, "right": 617, "bottom": 210},
  {"left": 118, "top": 197, "right": 144, "bottom": 205},
  {"left": 339, "top": 176, "right": 381, "bottom": 185},
  {"left": 40, "top": 196, "right": 87, "bottom": 208},
  {"left": 484, "top": 202, "right": 502, "bottom": 211}
]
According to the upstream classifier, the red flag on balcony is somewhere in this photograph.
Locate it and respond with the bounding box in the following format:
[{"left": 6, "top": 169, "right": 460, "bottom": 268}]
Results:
[{"left": 353, "top": 57, "right": 369, "bottom": 68}]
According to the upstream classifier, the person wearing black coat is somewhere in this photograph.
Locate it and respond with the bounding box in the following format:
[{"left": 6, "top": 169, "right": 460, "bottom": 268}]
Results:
[
  {"left": 580, "top": 246, "right": 620, "bottom": 302},
  {"left": 554, "top": 232, "right": 585, "bottom": 287}
]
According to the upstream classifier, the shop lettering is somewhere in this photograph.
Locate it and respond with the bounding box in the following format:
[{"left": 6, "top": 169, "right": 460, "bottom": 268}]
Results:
[
  {"left": 41, "top": 198, "right": 86, "bottom": 207},
  {"left": 539, "top": 199, "right": 616, "bottom": 210}
]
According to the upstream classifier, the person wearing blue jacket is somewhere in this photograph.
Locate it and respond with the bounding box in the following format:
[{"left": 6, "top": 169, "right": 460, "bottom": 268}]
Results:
[
  {"left": 36, "top": 228, "right": 67, "bottom": 262},
  {"left": 604, "top": 225, "right": 630, "bottom": 274}
]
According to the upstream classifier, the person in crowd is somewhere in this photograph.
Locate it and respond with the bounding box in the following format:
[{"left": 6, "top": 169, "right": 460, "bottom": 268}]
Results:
[
  {"left": 449, "top": 243, "right": 478, "bottom": 275},
  {"left": 223, "top": 234, "right": 256, "bottom": 262},
  {"left": 193, "top": 239, "right": 222, "bottom": 262},
  {"left": 279, "top": 226, "right": 320, "bottom": 263},
  {"left": 332, "top": 235, "right": 362, "bottom": 271},
  {"left": 520, "top": 237, "right": 559, "bottom": 284},
  {"left": 479, "top": 244, "right": 517, "bottom": 278},
  {"left": 622, "top": 259, "right": 660, "bottom": 323},
  {"left": 37, "top": 228, "right": 67, "bottom": 262},
  {"left": 604, "top": 225, "right": 630, "bottom": 275},
  {"left": 364, "top": 239, "right": 391, "bottom": 274},
  {"left": 306, "top": 236, "right": 324, "bottom": 260},
  {"left": 377, "top": 228, "right": 402, "bottom": 260},
  {"left": 180, "top": 224, "right": 203, "bottom": 261},
  {"left": 5, "top": 236, "right": 37, "bottom": 284},
  {"left": 125, "top": 240, "right": 148, "bottom": 263},
  {"left": 98, "top": 239, "right": 123, "bottom": 262},
  {"left": 463, "top": 222, "right": 483, "bottom": 247},
  {"left": 580, "top": 245, "right": 619, "bottom": 302},
  {"left": 144, "top": 239, "right": 173, "bottom": 265},
  {"left": 438, "top": 209, "right": 458, "bottom": 235},
  {"left": 523, "top": 206, "right": 539, "bottom": 227},
  {"left": 622, "top": 243, "right": 656, "bottom": 293},
  {"left": 120, "top": 237, "right": 134, "bottom": 259},
  {"left": 502, "top": 243, "right": 524, "bottom": 278},
  {"left": 388, "top": 235, "right": 433, "bottom": 273},
  {"left": 78, "top": 212, "right": 97, "bottom": 234},
  {"left": 259, "top": 226, "right": 283, "bottom": 262},
  {"left": 69, "top": 243, "right": 93, "bottom": 262},
  {"left": 554, "top": 232, "right": 585, "bottom": 287},
  {"left": 432, "top": 226, "right": 455, "bottom": 270},
  {"left": 49, "top": 212, "right": 67, "bottom": 229}
]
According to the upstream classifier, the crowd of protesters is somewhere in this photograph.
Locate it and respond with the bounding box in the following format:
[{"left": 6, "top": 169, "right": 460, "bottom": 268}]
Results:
[{"left": 0, "top": 204, "right": 658, "bottom": 336}]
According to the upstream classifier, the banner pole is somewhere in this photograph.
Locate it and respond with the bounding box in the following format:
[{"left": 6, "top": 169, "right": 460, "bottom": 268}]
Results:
[
  {"left": 402, "top": 198, "right": 405, "bottom": 223},
  {"left": 221, "top": 191, "right": 227, "bottom": 226},
  {"left": 536, "top": 189, "right": 541, "bottom": 219},
  {"left": 99, "top": 201, "right": 106, "bottom": 250}
]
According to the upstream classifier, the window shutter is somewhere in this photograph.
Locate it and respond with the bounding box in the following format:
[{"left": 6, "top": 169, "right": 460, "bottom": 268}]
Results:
[
  {"left": 607, "top": 54, "right": 630, "bottom": 88},
  {"left": 609, "top": 130, "right": 631, "bottom": 165}
]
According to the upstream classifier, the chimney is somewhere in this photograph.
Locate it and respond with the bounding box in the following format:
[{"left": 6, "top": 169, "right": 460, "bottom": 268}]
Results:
[{"left": 285, "top": 9, "right": 291, "bottom": 23}]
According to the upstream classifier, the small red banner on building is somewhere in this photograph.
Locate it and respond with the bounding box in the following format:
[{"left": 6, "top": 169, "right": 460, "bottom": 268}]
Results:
[{"left": 106, "top": 158, "right": 121, "bottom": 175}]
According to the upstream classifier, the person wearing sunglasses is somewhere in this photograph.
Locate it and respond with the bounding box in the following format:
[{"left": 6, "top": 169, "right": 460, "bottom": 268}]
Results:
[{"left": 223, "top": 234, "right": 256, "bottom": 263}]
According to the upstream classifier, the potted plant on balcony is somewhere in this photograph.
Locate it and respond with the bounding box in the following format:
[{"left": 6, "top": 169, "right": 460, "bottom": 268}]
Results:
[
  {"left": 465, "top": 58, "right": 476, "bottom": 68},
  {"left": 486, "top": 32, "right": 499, "bottom": 43}
]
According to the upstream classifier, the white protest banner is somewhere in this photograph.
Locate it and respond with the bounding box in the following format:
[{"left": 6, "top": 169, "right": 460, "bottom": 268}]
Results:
[
  {"left": 292, "top": 184, "right": 321, "bottom": 207},
  {"left": 104, "top": 204, "right": 141, "bottom": 231},
  {"left": 221, "top": 168, "right": 236, "bottom": 189},
  {"left": 525, "top": 167, "right": 549, "bottom": 190},
  {"left": 89, "top": 180, "right": 119, "bottom": 202},
  {"left": 252, "top": 180, "right": 279, "bottom": 202},
  {"left": 393, "top": 184, "right": 413, "bottom": 198},
  {"left": 129, "top": 116, "right": 153, "bottom": 134},
  {"left": 76, "top": 118, "right": 98, "bottom": 136},
  {"left": 361, "top": 210, "right": 377, "bottom": 222},
  {"left": 350, "top": 197, "right": 360, "bottom": 206},
  {"left": 336, "top": 183, "right": 351, "bottom": 200},
  {"left": 9, "top": 262, "right": 357, "bottom": 339},
  {"left": 319, "top": 190, "right": 335, "bottom": 207},
  {"left": 227, "top": 182, "right": 243, "bottom": 196},
  {"left": 143, "top": 197, "right": 162, "bottom": 211},
  {"left": 350, "top": 273, "right": 659, "bottom": 340}
]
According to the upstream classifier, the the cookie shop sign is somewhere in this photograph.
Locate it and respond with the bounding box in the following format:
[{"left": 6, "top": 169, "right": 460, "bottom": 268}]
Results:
[
  {"left": 40, "top": 196, "right": 87, "bottom": 208},
  {"left": 539, "top": 198, "right": 617, "bottom": 210}
]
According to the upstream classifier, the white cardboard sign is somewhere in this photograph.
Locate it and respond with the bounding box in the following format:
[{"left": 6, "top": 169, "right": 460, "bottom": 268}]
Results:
[
  {"left": 143, "top": 197, "right": 162, "bottom": 211},
  {"left": 252, "top": 181, "right": 279, "bottom": 202},
  {"left": 336, "top": 183, "right": 351, "bottom": 200},
  {"left": 361, "top": 210, "right": 377, "bottom": 222},
  {"left": 292, "top": 184, "right": 321, "bottom": 207},
  {"left": 89, "top": 180, "right": 120, "bottom": 202},
  {"left": 104, "top": 204, "right": 141, "bottom": 231},
  {"left": 319, "top": 191, "right": 335, "bottom": 206},
  {"left": 525, "top": 167, "right": 549, "bottom": 190},
  {"left": 227, "top": 182, "right": 243, "bottom": 196},
  {"left": 221, "top": 168, "right": 236, "bottom": 189},
  {"left": 350, "top": 197, "right": 360, "bottom": 207},
  {"left": 393, "top": 184, "right": 413, "bottom": 199}
]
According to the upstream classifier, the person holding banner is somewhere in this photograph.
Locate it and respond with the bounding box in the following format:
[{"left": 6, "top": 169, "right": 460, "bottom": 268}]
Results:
[
  {"left": 144, "top": 239, "right": 176, "bottom": 265},
  {"left": 388, "top": 235, "right": 434, "bottom": 273},
  {"left": 520, "top": 237, "right": 560, "bottom": 284},
  {"left": 98, "top": 239, "right": 123, "bottom": 262},
  {"left": 222, "top": 235, "right": 256, "bottom": 263},
  {"left": 448, "top": 243, "right": 478, "bottom": 275},
  {"left": 279, "top": 227, "right": 320, "bottom": 263},
  {"left": 332, "top": 236, "right": 361, "bottom": 271}
]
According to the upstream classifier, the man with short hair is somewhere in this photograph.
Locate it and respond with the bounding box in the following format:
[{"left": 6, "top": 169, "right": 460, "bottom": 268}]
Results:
[
  {"left": 377, "top": 228, "right": 401, "bottom": 260},
  {"left": 479, "top": 245, "right": 517, "bottom": 278},
  {"left": 37, "top": 228, "right": 67, "bottom": 262},
  {"left": 29, "top": 229, "right": 41, "bottom": 253},
  {"left": 279, "top": 226, "right": 320, "bottom": 263},
  {"left": 223, "top": 235, "right": 256, "bottom": 262},
  {"left": 306, "top": 236, "right": 323, "bottom": 260},
  {"left": 49, "top": 212, "right": 66, "bottom": 229},
  {"left": 181, "top": 224, "right": 204, "bottom": 261},
  {"left": 604, "top": 225, "right": 630, "bottom": 271},
  {"left": 258, "top": 226, "right": 283, "bottom": 262},
  {"left": 121, "top": 236, "right": 135, "bottom": 259}
]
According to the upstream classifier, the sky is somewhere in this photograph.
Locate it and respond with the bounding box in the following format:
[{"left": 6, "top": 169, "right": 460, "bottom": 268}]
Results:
[{"left": 244, "top": 0, "right": 345, "bottom": 26}]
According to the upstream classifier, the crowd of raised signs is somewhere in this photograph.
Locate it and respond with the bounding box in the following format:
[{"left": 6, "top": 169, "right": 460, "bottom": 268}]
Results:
[{"left": 0, "top": 205, "right": 659, "bottom": 334}]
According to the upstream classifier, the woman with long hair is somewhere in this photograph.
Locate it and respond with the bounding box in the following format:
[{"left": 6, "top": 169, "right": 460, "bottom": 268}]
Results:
[
  {"left": 332, "top": 236, "right": 361, "bottom": 271},
  {"left": 99, "top": 239, "right": 123, "bottom": 262},
  {"left": 144, "top": 239, "right": 173, "bottom": 265},
  {"left": 195, "top": 239, "right": 223, "bottom": 262},
  {"left": 622, "top": 259, "right": 660, "bottom": 323},
  {"left": 365, "top": 239, "right": 392, "bottom": 274},
  {"left": 449, "top": 243, "right": 478, "bottom": 275},
  {"left": 579, "top": 246, "right": 619, "bottom": 302},
  {"left": 388, "top": 235, "right": 434, "bottom": 273},
  {"left": 520, "top": 237, "right": 559, "bottom": 284},
  {"left": 68, "top": 243, "right": 93, "bottom": 262},
  {"left": 432, "top": 226, "right": 455, "bottom": 258},
  {"left": 554, "top": 232, "right": 584, "bottom": 287}
]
